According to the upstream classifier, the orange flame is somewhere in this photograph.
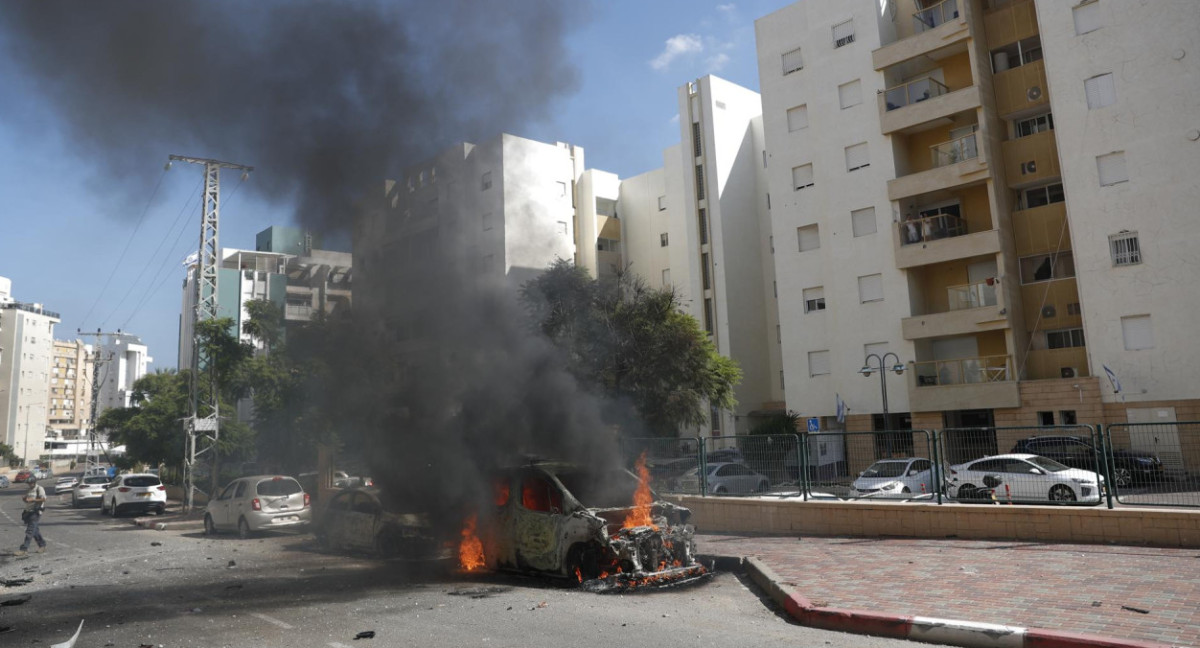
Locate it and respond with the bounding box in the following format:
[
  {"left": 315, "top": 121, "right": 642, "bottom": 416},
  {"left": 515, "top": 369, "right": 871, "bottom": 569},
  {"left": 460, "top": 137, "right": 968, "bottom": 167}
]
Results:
[
  {"left": 623, "top": 452, "right": 657, "bottom": 530},
  {"left": 458, "top": 514, "right": 485, "bottom": 571}
]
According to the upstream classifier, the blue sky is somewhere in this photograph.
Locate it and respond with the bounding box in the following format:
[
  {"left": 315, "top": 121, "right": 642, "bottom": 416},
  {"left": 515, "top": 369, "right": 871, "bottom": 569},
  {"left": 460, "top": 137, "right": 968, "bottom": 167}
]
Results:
[{"left": 0, "top": 1, "right": 794, "bottom": 370}]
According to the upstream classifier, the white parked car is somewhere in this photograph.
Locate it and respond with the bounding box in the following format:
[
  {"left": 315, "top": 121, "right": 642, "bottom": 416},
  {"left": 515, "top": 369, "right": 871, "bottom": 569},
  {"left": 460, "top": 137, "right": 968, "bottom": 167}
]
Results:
[
  {"left": 947, "top": 453, "right": 1103, "bottom": 503},
  {"left": 101, "top": 473, "right": 168, "bottom": 516},
  {"left": 852, "top": 458, "right": 940, "bottom": 498},
  {"left": 677, "top": 462, "right": 770, "bottom": 495},
  {"left": 53, "top": 476, "right": 80, "bottom": 494},
  {"left": 204, "top": 475, "right": 311, "bottom": 539},
  {"left": 73, "top": 475, "right": 112, "bottom": 508}
]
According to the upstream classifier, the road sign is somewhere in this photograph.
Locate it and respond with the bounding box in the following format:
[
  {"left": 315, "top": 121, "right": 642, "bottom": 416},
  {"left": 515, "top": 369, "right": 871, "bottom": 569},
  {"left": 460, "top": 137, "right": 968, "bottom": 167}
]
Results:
[{"left": 807, "top": 417, "right": 820, "bottom": 432}]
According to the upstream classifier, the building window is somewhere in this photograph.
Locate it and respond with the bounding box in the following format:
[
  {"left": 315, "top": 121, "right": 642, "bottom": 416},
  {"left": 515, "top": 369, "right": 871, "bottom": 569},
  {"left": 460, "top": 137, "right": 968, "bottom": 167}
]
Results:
[
  {"left": 769, "top": 235, "right": 774, "bottom": 253},
  {"left": 780, "top": 370, "right": 785, "bottom": 389},
  {"left": 803, "top": 286, "right": 825, "bottom": 313},
  {"left": 1019, "top": 251, "right": 1076, "bottom": 283},
  {"left": 703, "top": 298, "right": 714, "bottom": 334},
  {"left": 662, "top": 268, "right": 671, "bottom": 286},
  {"left": 786, "top": 104, "right": 808, "bottom": 131},
  {"left": 1038, "top": 411, "right": 1055, "bottom": 426},
  {"left": 858, "top": 274, "right": 884, "bottom": 303},
  {"left": 838, "top": 79, "right": 862, "bottom": 108},
  {"left": 1014, "top": 112, "right": 1054, "bottom": 138},
  {"left": 1060, "top": 410, "right": 1078, "bottom": 425},
  {"left": 1097, "top": 151, "right": 1128, "bottom": 186},
  {"left": 991, "top": 35, "right": 1042, "bottom": 72},
  {"left": 556, "top": 221, "right": 568, "bottom": 236},
  {"left": 698, "top": 209, "right": 708, "bottom": 245},
  {"left": 596, "top": 238, "right": 619, "bottom": 252},
  {"left": 832, "top": 19, "right": 855, "bottom": 48},
  {"left": 691, "top": 121, "right": 703, "bottom": 158},
  {"left": 556, "top": 181, "right": 567, "bottom": 197},
  {"left": 1067, "top": 302, "right": 1082, "bottom": 316},
  {"left": 809, "top": 350, "right": 831, "bottom": 377},
  {"left": 1121, "top": 314, "right": 1153, "bottom": 350},
  {"left": 792, "top": 164, "right": 814, "bottom": 190},
  {"left": 1085, "top": 73, "right": 1116, "bottom": 109},
  {"left": 1073, "top": 1, "right": 1101, "bottom": 36},
  {"left": 695, "top": 164, "right": 706, "bottom": 200},
  {"left": 782, "top": 47, "right": 804, "bottom": 75},
  {"left": 763, "top": 150, "right": 768, "bottom": 168},
  {"left": 1047, "top": 328, "right": 1086, "bottom": 349},
  {"left": 482, "top": 212, "right": 493, "bottom": 231},
  {"left": 776, "top": 324, "right": 781, "bottom": 343},
  {"left": 851, "top": 207, "right": 877, "bottom": 237},
  {"left": 660, "top": 232, "right": 669, "bottom": 247},
  {"left": 481, "top": 171, "right": 492, "bottom": 190},
  {"left": 658, "top": 195, "right": 667, "bottom": 211},
  {"left": 1109, "top": 231, "right": 1141, "bottom": 266},
  {"left": 845, "top": 142, "right": 869, "bottom": 172},
  {"left": 1019, "top": 183, "right": 1065, "bottom": 209},
  {"left": 710, "top": 404, "right": 721, "bottom": 434},
  {"left": 797, "top": 224, "right": 820, "bottom": 252},
  {"left": 701, "top": 253, "right": 711, "bottom": 290}
]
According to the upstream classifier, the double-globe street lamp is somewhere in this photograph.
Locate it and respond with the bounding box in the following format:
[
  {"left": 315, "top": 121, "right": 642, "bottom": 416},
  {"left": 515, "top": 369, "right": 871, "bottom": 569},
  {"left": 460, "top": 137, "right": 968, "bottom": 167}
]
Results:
[{"left": 860, "top": 353, "right": 907, "bottom": 453}]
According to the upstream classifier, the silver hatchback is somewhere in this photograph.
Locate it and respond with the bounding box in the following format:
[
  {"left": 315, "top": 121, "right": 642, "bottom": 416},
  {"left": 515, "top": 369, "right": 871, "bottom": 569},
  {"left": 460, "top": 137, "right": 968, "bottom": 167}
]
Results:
[{"left": 203, "top": 475, "right": 311, "bottom": 538}]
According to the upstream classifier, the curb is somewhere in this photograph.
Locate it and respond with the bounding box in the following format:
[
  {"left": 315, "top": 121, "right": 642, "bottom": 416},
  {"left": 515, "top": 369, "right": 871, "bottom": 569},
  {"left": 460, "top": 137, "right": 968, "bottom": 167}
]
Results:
[{"left": 743, "top": 556, "right": 1179, "bottom": 648}]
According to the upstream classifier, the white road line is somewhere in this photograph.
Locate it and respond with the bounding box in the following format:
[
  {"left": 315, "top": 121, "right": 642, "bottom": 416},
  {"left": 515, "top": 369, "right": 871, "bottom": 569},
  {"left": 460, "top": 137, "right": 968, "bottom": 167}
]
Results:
[
  {"left": 329, "top": 643, "right": 354, "bottom": 648},
  {"left": 250, "top": 612, "right": 295, "bottom": 629}
]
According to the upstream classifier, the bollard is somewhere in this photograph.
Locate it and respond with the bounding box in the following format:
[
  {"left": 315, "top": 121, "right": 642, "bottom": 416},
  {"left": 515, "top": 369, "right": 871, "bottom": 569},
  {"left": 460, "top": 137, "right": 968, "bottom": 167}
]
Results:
[{"left": 1004, "top": 484, "right": 1012, "bottom": 505}]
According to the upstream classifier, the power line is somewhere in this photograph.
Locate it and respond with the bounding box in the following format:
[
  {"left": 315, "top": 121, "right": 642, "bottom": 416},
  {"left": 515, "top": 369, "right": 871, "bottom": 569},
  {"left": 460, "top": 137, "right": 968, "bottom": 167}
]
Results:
[{"left": 78, "top": 167, "right": 168, "bottom": 329}]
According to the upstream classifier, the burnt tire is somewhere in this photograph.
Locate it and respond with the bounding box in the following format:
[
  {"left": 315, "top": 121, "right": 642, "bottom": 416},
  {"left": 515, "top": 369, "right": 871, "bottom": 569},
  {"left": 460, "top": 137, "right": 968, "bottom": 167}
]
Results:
[
  {"left": 375, "top": 531, "right": 401, "bottom": 559},
  {"left": 1049, "top": 485, "right": 1076, "bottom": 502},
  {"left": 565, "top": 542, "right": 604, "bottom": 582}
]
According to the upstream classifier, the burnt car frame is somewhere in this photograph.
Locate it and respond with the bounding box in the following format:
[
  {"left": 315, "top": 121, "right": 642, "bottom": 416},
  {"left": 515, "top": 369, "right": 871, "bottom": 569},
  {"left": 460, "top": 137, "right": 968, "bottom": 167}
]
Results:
[
  {"left": 314, "top": 486, "right": 442, "bottom": 559},
  {"left": 483, "top": 461, "right": 700, "bottom": 585}
]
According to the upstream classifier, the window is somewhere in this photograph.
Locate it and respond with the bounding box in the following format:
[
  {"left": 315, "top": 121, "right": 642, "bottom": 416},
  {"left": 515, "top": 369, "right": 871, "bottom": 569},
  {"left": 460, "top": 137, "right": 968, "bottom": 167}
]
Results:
[
  {"left": 703, "top": 298, "right": 714, "bottom": 334},
  {"left": 596, "top": 238, "right": 619, "bottom": 252},
  {"left": 556, "top": 220, "right": 567, "bottom": 236},
  {"left": 1047, "top": 328, "right": 1086, "bottom": 349},
  {"left": 769, "top": 235, "right": 774, "bottom": 253},
  {"left": 1109, "top": 231, "right": 1141, "bottom": 266},
  {"left": 1097, "top": 152, "right": 1128, "bottom": 186},
  {"left": 695, "top": 164, "right": 706, "bottom": 200},
  {"left": 845, "top": 142, "right": 869, "bottom": 172},
  {"left": 782, "top": 47, "right": 804, "bottom": 74},
  {"left": 809, "top": 350, "right": 831, "bottom": 376},
  {"left": 482, "top": 212, "right": 493, "bottom": 231},
  {"left": 1085, "top": 73, "right": 1116, "bottom": 109},
  {"left": 1073, "top": 1, "right": 1101, "bottom": 35},
  {"left": 1121, "top": 315, "right": 1153, "bottom": 350},
  {"left": 1038, "top": 411, "right": 1055, "bottom": 426},
  {"left": 710, "top": 405, "right": 722, "bottom": 434},
  {"left": 1015, "top": 113, "right": 1054, "bottom": 138},
  {"left": 763, "top": 151, "right": 768, "bottom": 168},
  {"left": 990, "top": 36, "right": 1042, "bottom": 72},
  {"left": 858, "top": 273, "right": 884, "bottom": 303},
  {"left": 838, "top": 79, "right": 862, "bottom": 108},
  {"left": 1019, "top": 251, "right": 1076, "bottom": 283},
  {"left": 792, "top": 164, "right": 814, "bottom": 190},
  {"left": 803, "top": 287, "right": 825, "bottom": 313},
  {"left": 481, "top": 171, "right": 492, "bottom": 190},
  {"left": 1067, "top": 302, "right": 1082, "bottom": 316},
  {"left": 692, "top": 122, "right": 702, "bottom": 157},
  {"left": 662, "top": 269, "right": 671, "bottom": 286},
  {"left": 865, "top": 342, "right": 889, "bottom": 360},
  {"left": 1020, "top": 183, "right": 1065, "bottom": 209},
  {"left": 851, "top": 207, "right": 877, "bottom": 237},
  {"left": 787, "top": 104, "right": 808, "bottom": 131},
  {"left": 658, "top": 195, "right": 667, "bottom": 211},
  {"left": 780, "top": 370, "right": 785, "bottom": 389},
  {"left": 832, "top": 19, "right": 855, "bottom": 48},
  {"left": 660, "top": 232, "right": 669, "bottom": 247},
  {"left": 1060, "top": 410, "right": 1078, "bottom": 425},
  {"left": 698, "top": 209, "right": 708, "bottom": 245},
  {"left": 556, "top": 181, "right": 567, "bottom": 198},
  {"left": 701, "top": 253, "right": 711, "bottom": 290},
  {"left": 797, "top": 224, "right": 820, "bottom": 252}
]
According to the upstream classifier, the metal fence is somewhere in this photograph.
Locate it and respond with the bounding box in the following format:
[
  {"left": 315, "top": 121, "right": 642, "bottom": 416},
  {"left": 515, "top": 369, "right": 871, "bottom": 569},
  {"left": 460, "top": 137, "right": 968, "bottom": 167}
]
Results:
[
  {"left": 941, "top": 425, "right": 1104, "bottom": 506},
  {"left": 803, "top": 430, "right": 939, "bottom": 503},
  {"left": 620, "top": 436, "right": 703, "bottom": 496},
  {"left": 1108, "top": 422, "right": 1200, "bottom": 508}
]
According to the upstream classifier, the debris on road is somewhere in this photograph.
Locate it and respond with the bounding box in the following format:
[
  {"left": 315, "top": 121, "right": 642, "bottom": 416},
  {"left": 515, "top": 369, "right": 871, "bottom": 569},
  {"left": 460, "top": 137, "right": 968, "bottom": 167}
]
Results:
[
  {"left": 2, "top": 578, "right": 33, "bottom": 587},
  {"left": 0, "top": 594, "right": 32, "bottom": 607},
  {"left": 151, "top": 542, "right": 162, "bottom": 547},
  {"left": 1121, "top": 605, "right": 1151, "bottom": 614},
  {"left": 50, "top": 620, "right": 83, "bottom": 648},
  {"left": 353, "top": 630, "right": 376, "bottom": 640}
]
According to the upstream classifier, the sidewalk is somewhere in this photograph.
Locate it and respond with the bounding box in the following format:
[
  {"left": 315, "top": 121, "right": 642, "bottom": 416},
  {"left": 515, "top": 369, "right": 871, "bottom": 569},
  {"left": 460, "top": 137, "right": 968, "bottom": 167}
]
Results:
[{"left": 696, "top": 533, "right": 1198, "bottom": 647}]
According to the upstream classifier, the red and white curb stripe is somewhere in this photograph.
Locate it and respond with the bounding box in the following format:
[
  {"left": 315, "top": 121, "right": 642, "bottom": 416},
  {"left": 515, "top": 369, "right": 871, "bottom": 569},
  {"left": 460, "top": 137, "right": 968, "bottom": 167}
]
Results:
[{"left": 744, "top": 557, "right": 1180, "bottom": 648}]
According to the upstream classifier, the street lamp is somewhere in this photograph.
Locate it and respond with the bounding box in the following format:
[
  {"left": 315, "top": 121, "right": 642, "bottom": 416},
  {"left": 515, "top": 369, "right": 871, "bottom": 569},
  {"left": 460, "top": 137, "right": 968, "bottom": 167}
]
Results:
[{"left": 860, "top": 352, "right": 907, "bottom": 433}]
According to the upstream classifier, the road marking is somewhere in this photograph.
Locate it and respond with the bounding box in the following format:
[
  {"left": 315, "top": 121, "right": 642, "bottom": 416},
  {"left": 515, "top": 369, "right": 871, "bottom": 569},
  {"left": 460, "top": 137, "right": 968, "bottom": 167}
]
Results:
[
  {"left": 250, "top": 612, "right": 294, "bottom": 629},
  {"left": 329, "top": 643, "right": 354, "bottom": 648}
]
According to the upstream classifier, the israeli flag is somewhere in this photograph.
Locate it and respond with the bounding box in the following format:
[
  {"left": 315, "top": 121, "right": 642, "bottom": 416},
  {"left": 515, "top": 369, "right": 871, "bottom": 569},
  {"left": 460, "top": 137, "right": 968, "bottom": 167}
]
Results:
[
  {"left": 1103, "top": 364, "right": 1122, "bottom": 394},
  {"left": 835, "top": 393, "right": 847, "bottom": 424}
]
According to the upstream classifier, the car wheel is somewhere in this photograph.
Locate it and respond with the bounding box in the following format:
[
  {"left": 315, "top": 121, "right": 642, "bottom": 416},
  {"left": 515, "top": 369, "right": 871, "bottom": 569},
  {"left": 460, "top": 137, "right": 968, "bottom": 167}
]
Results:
[
  {"left": 956, "top": 484, "right": 978, "bottom": 501},
  {"left": 1049, "top": 485, "right": 1076, "bottom": 502},
  {"left": 237, "top": 517, "right": 251, "bottom": 540},
  {"left": 204, "top": 514, "right": 217, "bottom": 536},
  {"left": 1112, "top": 466, "right": 1133, "bottom": 489},
  {"left": 110, "top": 501, "right": 121, "bottom": 517},
  {"left": 713, "top": 485, "right": 727, "bottom": 495},
  {"left": 72, "top": 497, "right": 80, "bottom": 509},
  {"left": 755, "top": 481, "right": 768, "bottom": 494},
  {"left": 375, "top": 530, "right": 400, "bottom": 559},
  {"left": 901, "top": 486, "right": 912, "bottom": 494}
]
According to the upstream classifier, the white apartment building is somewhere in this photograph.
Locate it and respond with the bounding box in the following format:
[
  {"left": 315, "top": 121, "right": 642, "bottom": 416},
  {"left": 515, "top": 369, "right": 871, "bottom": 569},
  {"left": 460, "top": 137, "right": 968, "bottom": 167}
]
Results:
[
  {"left": 754, "top": 0, "right": 1199, "bottom": 470},
  {"left": 95, "top": 332, "right": 153, "bottom": 413},
  {"left": 0, "top": 276, "right": 59, "bottom": 464}
]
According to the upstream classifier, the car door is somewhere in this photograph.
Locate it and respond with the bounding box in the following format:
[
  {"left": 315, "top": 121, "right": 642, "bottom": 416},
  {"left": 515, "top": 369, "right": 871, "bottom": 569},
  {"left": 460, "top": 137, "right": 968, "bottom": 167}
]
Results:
[
  {"left": 348, "top": 492, "right": 381, "bottom": 551},
  {"left": 211, "top": 482, "right": 239, "bottom": 528},
  {"left": 1002, "top": 458, "right": 1042, "bottom": 499},
  {"left": 509, "top": 471, "right": 566, "bottom": 573},
  {"left": 322, "top": 491, "right": 355, "bottom": 549},
  {"left": 907, "top": 460, "right": 933, "bottom": 491},
  {"left": 227, "top": 480, "right": 250, "bottom": 525}
]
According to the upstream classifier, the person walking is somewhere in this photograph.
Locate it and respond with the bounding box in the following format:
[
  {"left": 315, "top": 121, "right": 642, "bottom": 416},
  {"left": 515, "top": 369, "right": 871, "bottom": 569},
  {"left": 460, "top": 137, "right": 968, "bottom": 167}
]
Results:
[{"left": 15, "top": 475, "right": 47, "bottom": 556}]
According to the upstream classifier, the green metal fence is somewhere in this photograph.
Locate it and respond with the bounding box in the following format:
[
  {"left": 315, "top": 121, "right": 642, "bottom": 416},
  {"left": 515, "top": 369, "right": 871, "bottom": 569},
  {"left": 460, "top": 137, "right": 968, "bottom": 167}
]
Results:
[
  {"left": 802, "top": 430, "right": 939, "bottom": 503},
  {"left": 699, "top": 434, "right": 803, "bottom": 497},
  {"left": 1107, "top": 421, "right": 1199, "bottom": 508},
  {"left": 619, "top": 436, "right": 703, "bottom": 496}
]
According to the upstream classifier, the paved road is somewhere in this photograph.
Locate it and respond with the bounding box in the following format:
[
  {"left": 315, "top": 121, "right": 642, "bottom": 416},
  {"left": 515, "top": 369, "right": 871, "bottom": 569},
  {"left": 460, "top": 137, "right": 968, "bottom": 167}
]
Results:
[{"left": 0, "top": 486, "right": 948, "bottom": 648}]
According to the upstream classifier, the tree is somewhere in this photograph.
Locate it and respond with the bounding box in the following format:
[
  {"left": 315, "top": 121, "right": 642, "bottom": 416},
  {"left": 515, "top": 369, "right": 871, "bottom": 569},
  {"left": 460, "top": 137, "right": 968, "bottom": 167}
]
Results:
[
  {"left": 522, "top": 259, "right": 741, "bottom": 437},
  {"left": 242, "top": 298, "right": 284, "bottom": 354}
]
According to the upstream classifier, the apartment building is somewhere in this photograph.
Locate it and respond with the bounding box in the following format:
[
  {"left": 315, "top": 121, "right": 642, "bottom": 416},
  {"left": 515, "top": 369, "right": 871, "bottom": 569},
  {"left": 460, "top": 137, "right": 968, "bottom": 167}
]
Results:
[
  {"left": 755, "top": 0, "right": 1199, "bottom": 464},
  {"left": 95, "top": 332, "right": 153, "bottom": 413},
  {"left": 48, "top": 338, "right": 92, "bottom": 440},
  {"left": 0, "top": 276, "right": 59, "bottom": 464}
]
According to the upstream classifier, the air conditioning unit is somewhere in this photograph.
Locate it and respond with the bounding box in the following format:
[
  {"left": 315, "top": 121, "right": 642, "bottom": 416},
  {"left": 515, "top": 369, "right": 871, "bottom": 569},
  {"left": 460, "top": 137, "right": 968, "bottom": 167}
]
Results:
[
  {"left": 1042, "top": 305, "right": 1057, "bottom": 318},
  {"left": 1061, "top": 367, "right": 1078, "bottom": 379},
  {"left": 1027, "top": 85, "right": 1043, "bottom": 101}
]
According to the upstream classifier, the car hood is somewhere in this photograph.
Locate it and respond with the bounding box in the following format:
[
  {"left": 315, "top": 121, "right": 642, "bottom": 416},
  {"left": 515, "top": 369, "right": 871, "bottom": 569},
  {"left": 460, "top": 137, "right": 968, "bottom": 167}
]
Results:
[
  {"left": 852, "top": 476, "right": 906, "bottom": 490},
  {"left": 1052, "top": 468, "right": 1102, "bottom": 482}
]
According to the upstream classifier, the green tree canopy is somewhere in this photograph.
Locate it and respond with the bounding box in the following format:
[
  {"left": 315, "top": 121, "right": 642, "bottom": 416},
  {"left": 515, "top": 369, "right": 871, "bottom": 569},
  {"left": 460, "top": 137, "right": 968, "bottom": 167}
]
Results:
[{"left": 522, "top": 259, "right": 741, "bottom": 437}]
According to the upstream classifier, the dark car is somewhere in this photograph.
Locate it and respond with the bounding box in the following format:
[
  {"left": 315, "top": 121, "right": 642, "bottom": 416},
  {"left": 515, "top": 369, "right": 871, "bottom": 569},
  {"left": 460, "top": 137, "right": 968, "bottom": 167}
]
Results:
[{"left": 1010, "top": 435, "right": 1162, "bottom": 488}]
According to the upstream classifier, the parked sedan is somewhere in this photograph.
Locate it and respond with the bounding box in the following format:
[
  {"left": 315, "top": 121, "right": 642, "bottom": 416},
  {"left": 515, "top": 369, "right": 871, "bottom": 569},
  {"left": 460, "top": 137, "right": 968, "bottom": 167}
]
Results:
[
  {"left": 54, "top": 476, "right": 80, "bottom": 494},
  {"left": 947, "top": 453, "right": 1103, "bottom": 503},
  {"left": 101, "top": 473, "right": 168, "bottom": 516},
  {"left": 851, "top": 458, "right": 940, "bottom": 498},
  {"left": 73, "top": 475, "right": 112, "bottom": 508},
  {"left": 204, "top": 475, "right": 311, "bottom": 538},
  {"left": 0, "top": 475, "right": 9, "bottom": 489},
  {"left": 1010, "top": 435, "right": 1162, "bottom": 488},
  {"left": 677, "top": 462, "right": 770, "bottom": 495},
  {"left": 314, "top": 487, "right": 441, "bottom": 559}
]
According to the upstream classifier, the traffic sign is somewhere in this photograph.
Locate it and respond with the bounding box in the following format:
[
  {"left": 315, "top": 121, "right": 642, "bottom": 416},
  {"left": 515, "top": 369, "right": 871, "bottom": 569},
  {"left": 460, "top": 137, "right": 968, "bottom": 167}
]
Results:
[{"left": 806, "top": 417, "right": 820, "bottom": 432}]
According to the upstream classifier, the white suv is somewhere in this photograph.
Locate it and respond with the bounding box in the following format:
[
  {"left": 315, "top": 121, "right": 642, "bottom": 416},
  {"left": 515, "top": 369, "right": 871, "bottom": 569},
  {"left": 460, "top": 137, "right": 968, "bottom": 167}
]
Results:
[
  {"left": 101, "top": 473, "right": 167, "bottom": 516},
  {"left": 204, "top": 475, "right": 311, "bottom": 538}
]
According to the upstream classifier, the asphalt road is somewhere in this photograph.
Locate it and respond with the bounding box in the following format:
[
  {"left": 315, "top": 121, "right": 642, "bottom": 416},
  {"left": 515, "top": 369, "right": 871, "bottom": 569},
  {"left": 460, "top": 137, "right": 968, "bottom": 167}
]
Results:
[{"left": 0, "top": 483, "right": 949, "bottom": 648}]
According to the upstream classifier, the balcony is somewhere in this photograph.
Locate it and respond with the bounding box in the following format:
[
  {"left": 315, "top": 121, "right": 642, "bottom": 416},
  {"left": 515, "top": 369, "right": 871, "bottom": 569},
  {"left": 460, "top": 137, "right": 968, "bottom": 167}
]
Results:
[
  {"left": 873, "top": 0, "right": 967, "bottom": 71},
  {"left": 992, "top": 58, "right": 1048, "bottom": 118},
  {"left": 598, "top": 214, "right": 622, "bottom": 240},
  {"left": 932, "top": 132, "right": 979, "bottom": 167},
  {"left": 887, "top": 133, "right": 990, "bottom": 201},
  {"left": 899, "top": 212, "right": 967, "bottom": 246},
  {"left": 902, "top": 281, "right": 1006, "bottom": 340},
  {"left": 908, "top": 354, "right": 1021, "bottom": 411},
  {"left": 880, "top": 83, "right": 981, "bottom": 135},
  {"left": 1025, "top": 347, "right": 1090, "bottom": 381},
  {"left": 948, "top": 279, "right": 998, "bottom": 311},
  {"left": 885, "top": 77, "right": 949, "bottom": 111},
  {"left": 915, "top": 0, "right": 961, "bottom": 33},
  {"left": 285, "top": 304, "right": 313, "bottom": 320},
  {"left": 1001, "top": 128, "right": 1060, "bottom": 189},
  {"left": 1010, "top": 201, "right": 1068, "bottom": 257}
]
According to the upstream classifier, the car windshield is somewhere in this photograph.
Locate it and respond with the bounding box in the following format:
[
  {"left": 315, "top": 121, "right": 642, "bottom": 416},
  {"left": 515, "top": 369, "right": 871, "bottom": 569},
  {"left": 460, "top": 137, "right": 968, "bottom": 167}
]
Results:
[
  {"left": 257, "top": 477, "right": 302, "bottom": 496},
  {"left": 555, "top": 469, "right": 642, "bottom": 509},
  {"left": 860, "top": 461, "right": 909, "bottom": 478},
  {"left": 125, "top": 476, "right": 161, "bottom": 487},
  {"left": 83, "top": 476, "right": 110, "bottom": 485},
  {"left": 1026, "top": 456, "right": 1071, "bottom": 472}
]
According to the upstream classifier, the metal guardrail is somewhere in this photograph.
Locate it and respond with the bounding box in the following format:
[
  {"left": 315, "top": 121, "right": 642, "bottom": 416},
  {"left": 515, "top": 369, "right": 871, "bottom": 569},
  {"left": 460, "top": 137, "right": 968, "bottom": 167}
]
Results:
[
  {"left": 1107, "top": 422, "right": 1199, "bottom": 508},
  {"left": 941, "top": 426, "right": 1105, "bottom": 506}
]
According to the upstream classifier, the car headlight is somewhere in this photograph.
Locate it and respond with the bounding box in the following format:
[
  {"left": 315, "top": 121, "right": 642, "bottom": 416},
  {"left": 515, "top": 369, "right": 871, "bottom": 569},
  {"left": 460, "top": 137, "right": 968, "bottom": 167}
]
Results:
[{"left": 1135, "top": 457, "right": 1155, "bottom": 465}]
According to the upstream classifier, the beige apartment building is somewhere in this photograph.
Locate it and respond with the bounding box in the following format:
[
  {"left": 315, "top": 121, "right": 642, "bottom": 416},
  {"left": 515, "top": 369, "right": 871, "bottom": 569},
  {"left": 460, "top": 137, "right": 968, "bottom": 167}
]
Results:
[
  {"left": 48, "top": 339, "right": 93, "bottom": 441},
  {"left": 756, "top": 0, "right": 1199, "bottom": 466}
]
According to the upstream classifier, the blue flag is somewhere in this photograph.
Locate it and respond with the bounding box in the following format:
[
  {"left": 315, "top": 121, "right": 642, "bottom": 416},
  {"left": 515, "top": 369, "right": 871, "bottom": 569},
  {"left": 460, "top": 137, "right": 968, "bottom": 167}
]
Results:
[
  {"left": 835, "top": 393, "right": 847, "bottom": 424},
  {"left": 1103, "top": 364, "right": 1121, "bottom": 394}
]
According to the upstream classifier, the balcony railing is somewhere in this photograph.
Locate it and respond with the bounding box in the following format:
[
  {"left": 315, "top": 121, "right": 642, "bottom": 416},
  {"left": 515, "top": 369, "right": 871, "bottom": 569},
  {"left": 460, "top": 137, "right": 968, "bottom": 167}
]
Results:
[
  {"left": 915, "top": 354, "right": 1012, "bottom": 387},
  {"left": 914, "top": 0, "right": 960, "bottom": 33},
  {"left": 285, "top": 304, "right": 313, "bottom": 319},
  {"left": 931, "top": 133, "right": 978, "bottom": 168},
  {"left": 947, "top": 280, "right": 997, "bottom": 311},
  {"left": 899, "top": 213, "right": 967, "bottom": 245},
  {"left": 885, "top": 77, "right": 949, "bottom": 111}
]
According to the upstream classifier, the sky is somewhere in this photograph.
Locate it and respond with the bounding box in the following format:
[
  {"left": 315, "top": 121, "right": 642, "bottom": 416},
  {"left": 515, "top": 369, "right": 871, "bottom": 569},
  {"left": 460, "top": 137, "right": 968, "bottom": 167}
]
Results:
[{"left": 0, "top": 0, "right": 796, "bottom": 370}]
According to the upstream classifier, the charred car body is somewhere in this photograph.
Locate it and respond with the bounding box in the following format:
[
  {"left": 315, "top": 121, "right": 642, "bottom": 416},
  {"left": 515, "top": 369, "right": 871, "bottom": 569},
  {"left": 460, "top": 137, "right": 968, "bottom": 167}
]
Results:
[{"left": 481, "top": 461, "right": 704, "bottom": 589}]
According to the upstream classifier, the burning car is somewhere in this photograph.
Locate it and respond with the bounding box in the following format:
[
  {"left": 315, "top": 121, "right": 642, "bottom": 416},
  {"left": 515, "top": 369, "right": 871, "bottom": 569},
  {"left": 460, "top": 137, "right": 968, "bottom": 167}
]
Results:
[{"left": 462, "top": 457, "right": 706, "bottom": 591}]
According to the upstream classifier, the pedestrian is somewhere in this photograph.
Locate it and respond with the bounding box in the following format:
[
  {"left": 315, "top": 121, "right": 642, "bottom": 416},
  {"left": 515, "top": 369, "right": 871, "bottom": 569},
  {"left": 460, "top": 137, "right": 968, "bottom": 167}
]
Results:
[{"left": 15, "top": 475, "right": 47, "bottom": 556}]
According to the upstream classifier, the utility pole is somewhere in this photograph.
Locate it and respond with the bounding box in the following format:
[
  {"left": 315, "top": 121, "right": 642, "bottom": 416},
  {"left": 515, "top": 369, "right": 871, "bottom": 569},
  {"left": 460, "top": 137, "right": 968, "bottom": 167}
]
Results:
[
  {"left": 77, "top": 330, "right": 118, "bottom": 472},
  {"left": 167, "top": 155, "right": 253, "bottom": 512}
]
